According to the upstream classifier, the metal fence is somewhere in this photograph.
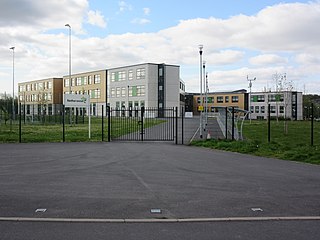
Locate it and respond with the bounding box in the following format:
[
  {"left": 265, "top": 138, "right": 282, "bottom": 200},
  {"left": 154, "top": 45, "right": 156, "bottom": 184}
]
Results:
[
  {"left": 109, "top": 107, "right": 178, "bottom": 142},
  {"left": 0, "top": 104, "right": 181, "bottom": 144},
  {"left": 215, "top": 107, "right": 249, "bottom": 140}
]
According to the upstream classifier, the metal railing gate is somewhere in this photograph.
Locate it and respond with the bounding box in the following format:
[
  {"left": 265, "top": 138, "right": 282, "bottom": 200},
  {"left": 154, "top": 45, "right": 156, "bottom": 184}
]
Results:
[{"left": 108, "top": 107, "right": 178, "bottom": 143}]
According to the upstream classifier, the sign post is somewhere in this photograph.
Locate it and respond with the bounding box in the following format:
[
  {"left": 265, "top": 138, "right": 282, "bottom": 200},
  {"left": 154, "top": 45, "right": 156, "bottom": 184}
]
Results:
[{"left": 63, "top": 94, "right": 91, "bottom": 139}]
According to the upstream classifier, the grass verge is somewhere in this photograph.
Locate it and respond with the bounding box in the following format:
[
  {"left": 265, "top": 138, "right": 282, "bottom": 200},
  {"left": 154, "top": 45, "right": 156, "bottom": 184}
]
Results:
[{"left": 192, "top": 120, "right": 320, "bottom": 165}]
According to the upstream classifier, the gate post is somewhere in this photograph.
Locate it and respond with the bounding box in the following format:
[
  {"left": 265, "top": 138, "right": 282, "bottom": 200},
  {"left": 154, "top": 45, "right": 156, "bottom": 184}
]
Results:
[
  {"left": 141, "top": 106, "right": 145, "bottom": 141},
  {"left": 175, "top": 107, "right": 178, "bottom": 145},
  {"left": 311, "top": 103, "right": 314, "bottom": 146},
  {"left": 62, "top": 105, "right": 65, "bottom": 142},
  {"left": 181, "top": 107, "right": 184, "bottom": 145},
  {"left": 225, "top": 107, "right": 228, "bottom": 139},
  {"left": 19, "top": 103, "right": 22, "bottom": 143},
  {"left": 107, "top": 106, "right": 111, "bottom": 142},
  {"left": 232, "top": 107, "right": 235, "bottom": 140},
  {"left": 268, "top": 104, "right": 271, "bottom": 143},
  {"left": 102, "top": 105, "right": 104, "bottom": 142}
]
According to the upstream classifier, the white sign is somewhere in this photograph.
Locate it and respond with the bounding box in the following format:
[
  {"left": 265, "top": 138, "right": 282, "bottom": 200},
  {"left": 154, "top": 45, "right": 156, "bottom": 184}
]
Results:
[
  {"left": 63, "top": 94, "right": 90, "bottom": 108},
  {"left": 185, "top": 112, "right": 193, "bottom": 118}
]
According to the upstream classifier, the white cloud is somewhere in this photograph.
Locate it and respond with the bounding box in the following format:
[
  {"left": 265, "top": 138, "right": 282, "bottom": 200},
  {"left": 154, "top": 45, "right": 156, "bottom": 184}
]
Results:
[
  {"left": 1, "top": 1, "right": 320, "bottom": 94},
  {"left": 118, "top": 1, "right": 132, "bottom": 13},
  {"left": 87, "top": 10, "right": 107, "bottom": 28},
  {"left": 295, "top": 53, "right": 320, "bottom": 65},
  {"left": 249, "top": 54, "right": 288, "bottom": 66},
  {"left": 0, "top": 0, "right": 88, "bottom": 34},
  {"left": 131, "top": 18, "right": 151, "bottom": 25},
  {"left": 143, "top": 7, "right": 151, "bottom": 16}
]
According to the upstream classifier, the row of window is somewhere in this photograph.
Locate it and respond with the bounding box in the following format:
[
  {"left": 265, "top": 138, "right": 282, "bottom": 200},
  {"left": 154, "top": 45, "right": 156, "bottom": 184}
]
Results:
[
  {"left": 251, "top": 94, "right": 284, "bottom": 102},
  {"left": 197, "top": 96, "right": 239, "bottom": 103},
  {"left": 110, "top": 85, "right": 146, "bottom": 98},
  {"left": 250, "top": 105, "right": 285, "bottom": 114},
  {"left": 64, "top": 74, "right": 101, "bottom": 87},
  {"left": 19, "top": 81, "right": 52, "bottom": 92},
  {"left": 180, "top": 82, "right": 185, "bottom": 91},
  {"left": 19, "top": 93, "right": 52, "bottom": 102},
  {"left": 64, "top": 89, "right": 101, "bottom": 99},
  {"left": 110, "top": 68, "right": 146, "bottom": 82},
  {"left": 115, "top": 100, "right": 145, "bottom": 109}
]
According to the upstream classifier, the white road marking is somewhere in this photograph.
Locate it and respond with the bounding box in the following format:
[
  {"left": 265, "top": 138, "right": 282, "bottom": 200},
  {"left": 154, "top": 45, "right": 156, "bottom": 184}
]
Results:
[{"left": 0, "top": 216, "right": 319, "bottom": 223}]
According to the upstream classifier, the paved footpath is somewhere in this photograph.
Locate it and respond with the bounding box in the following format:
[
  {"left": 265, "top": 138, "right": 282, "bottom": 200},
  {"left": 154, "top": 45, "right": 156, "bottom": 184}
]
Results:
[{"left": 0, "top": 142, "right": 319, "bottom": 239}]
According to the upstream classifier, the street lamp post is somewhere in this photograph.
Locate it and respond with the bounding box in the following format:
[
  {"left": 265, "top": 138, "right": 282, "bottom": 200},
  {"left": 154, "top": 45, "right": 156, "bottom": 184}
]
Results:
[
  {"left": 203, "top": 61, "right": 206, "bottom": 132},
  {"left": 205, "top": 72, "right": 209, "bottom": 129},
  {"left": 247, "top": 75, "right": 256, "bottom": 123},
  {"left": 65, "top": 24, "right": 72, "bottom": 124},
  {"left": 10, "top": 47, "right": 15, "bottom": 120},
  {"left": 199, "top": 45, "right": 203, "bottom": 138}
]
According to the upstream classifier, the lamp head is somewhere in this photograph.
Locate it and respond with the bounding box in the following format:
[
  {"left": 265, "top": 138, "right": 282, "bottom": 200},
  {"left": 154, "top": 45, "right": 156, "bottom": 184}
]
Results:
[{"left": 10, "top": 47, "right": 15, "bottom": 50}]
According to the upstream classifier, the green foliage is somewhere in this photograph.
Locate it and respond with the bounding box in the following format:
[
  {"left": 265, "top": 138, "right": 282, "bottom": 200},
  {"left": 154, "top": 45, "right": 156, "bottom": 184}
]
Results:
[{"left": 192, "top": 120, "right": 320, "bottom": 165}]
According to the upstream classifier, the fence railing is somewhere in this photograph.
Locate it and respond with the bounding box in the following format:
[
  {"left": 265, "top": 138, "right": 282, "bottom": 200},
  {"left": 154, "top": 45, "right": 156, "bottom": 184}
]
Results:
[{"left": 0, "top": 104, "right": 181, "bottom": 144}]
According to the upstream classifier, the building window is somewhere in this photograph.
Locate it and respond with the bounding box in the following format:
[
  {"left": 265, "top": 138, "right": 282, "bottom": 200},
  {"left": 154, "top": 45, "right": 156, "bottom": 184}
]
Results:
[
  {"left": 76, "top": 77, "right": 81, "bottom": 86},
  {"left": 111, "top": 72, "right": 116, "bottom": 82},
  {"left": 270, "top": 105, "right": 276, "bottom": 113},
  {"left": 111, "top": 88, "right": 115, "bottom": 98},
  {"left": 88, "top": 75, "right": 92, "bottom": 84},
  {"left": 225, "top": 96, "right": 229, "bottom": 103},
  {"left": 128, "top": 70, "right": 134, "bottom": 81},
  {"left": 137, "top": 85, "right": 145, "bottom": 96},
  {"left": 258, "top": 95, "right": 265, "bottom": 102},
  {"left": 94, "top": 74, "right": 101, "bottom": 84},
  {"left": 232, "top": 96, "right": 239, "bottom": 103},
  {"left": 279, "top": 106, "right": 284, "bottom": 113},
  {"left": 116, "top": 87, "right": 121, "bottom": 97},
  {"left": 121, "top": 87, "right": 126, "bottom": 97},
  {"left": 136, "top": 68, "right": 145, "bottom": 80},
  {"left": 268, "top": 94, "right": 284, "bottom": 102},
  {"left": 116, "top": 101, "right": 120, "bottom": 110},
  {"left": 217, "top": 96, "right": 223, "bottom": 103},
  {"left": 255, "top": 106, "right": 259, "bottom": 113},
  {"left": 261, "top": 106, "right": 265, "bottom": 113},
  {"left": 19, "top": 85, "right": 24, "bottom": 92},
  {"left": 95, "top": 89, "right": 101, "bottom": 99},
  {"left": 159, "top": 68, "right": 163, "bottom": 77},
  {"left": 250, "top": 106, "right": 254, "bottom": 113},
  {"left": 118, "top": 71, "right": 126, "bottom": 81}
]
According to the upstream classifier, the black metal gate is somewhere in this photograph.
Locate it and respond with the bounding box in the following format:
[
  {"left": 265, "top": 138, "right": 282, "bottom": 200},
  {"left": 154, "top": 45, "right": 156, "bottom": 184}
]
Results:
[{"left": 107, "top": 107, "right": 178, "bottom": 143}]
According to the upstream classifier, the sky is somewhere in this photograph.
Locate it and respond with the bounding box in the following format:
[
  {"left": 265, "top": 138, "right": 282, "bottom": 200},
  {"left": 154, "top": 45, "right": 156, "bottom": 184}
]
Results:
[{"left": 1, "top": 0, "right": 320, "bottom": 96}]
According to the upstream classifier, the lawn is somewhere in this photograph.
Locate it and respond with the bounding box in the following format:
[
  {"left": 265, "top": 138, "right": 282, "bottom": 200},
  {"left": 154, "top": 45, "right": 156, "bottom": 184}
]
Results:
[
  {"left": 0, "top": 116, "right": 164, "bottom": 143},
  {"left": 192, "top": 120, "right": 320, "bottom": 164}
]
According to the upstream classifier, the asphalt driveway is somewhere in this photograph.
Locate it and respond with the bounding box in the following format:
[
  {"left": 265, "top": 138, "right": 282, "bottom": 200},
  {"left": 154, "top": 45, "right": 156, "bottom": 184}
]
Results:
[{"left": 0, "top": 142, "right": 319, "bottom": 239}]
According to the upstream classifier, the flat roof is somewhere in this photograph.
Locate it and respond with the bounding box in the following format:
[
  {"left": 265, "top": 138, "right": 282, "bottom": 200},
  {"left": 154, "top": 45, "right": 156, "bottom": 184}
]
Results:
[{"left": 62, "top": 63, "right": 180, "bottom": 78}]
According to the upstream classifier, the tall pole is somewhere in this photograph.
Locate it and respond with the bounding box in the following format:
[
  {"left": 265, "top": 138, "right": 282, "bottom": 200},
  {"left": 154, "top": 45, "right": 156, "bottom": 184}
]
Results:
[
  {"left": 203, "top": 61, "right": 206, "bottom": 132},
  {"left": 10, "top": 47, "right": 15, "bottom": 120},
  {"left": 205, "top": 72, "right": 209, "bottom": 129},
  {"left": 247, "top": 75, "right": 256, "bottom": 123},
  {"left": 65, "top": 24, "right": 72, "bottom": 124},
  {"left": 199, "top": 45, "right": 203, "bottom": 138}
]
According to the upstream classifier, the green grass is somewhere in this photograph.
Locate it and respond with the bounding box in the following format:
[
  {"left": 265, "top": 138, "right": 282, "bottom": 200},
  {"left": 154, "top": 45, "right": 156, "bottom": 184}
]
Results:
[
  {"left": 0, "top": 117, "right": 164, "bottom": 143},
  {"left": 192, "top": 120, "right": 320, "bottom": 164}
]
